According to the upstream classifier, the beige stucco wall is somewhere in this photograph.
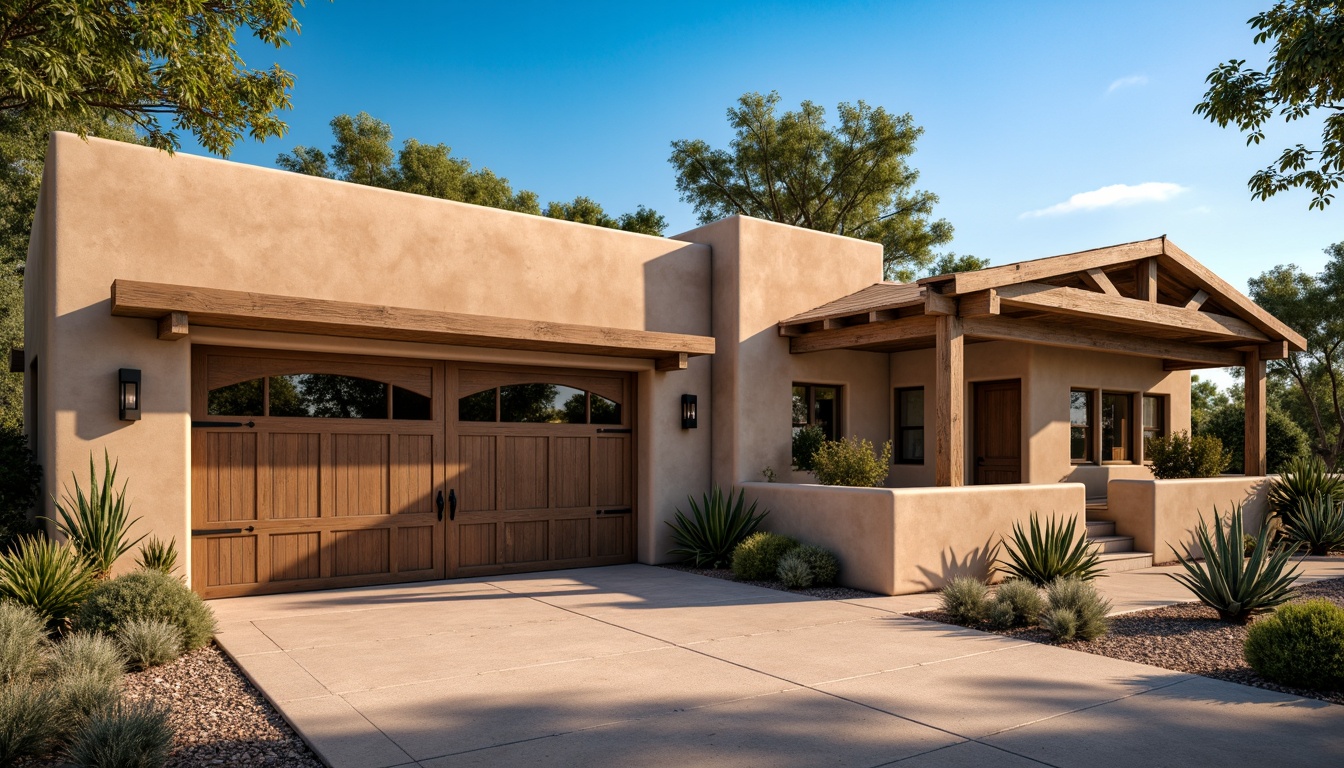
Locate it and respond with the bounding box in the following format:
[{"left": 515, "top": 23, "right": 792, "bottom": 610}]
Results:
[
  {"left": 742, "top": 481, "right": 1086, "bottom": 595},
  {"left": 674, "top": 217, "right": 889, "bottom": 489},
  {"left": 1108, "top": 476, "right": 1272, "bottom": 561},
  {"left": 25, "top": 133, "right": 715, "bottom": 578},
  {"left": 887, "top": 340, "right": 1191, "bottom": 494}
]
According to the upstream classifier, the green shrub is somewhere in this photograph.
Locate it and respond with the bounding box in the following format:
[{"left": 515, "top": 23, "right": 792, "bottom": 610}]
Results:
[
  {"left": 50, "top": 671, "right": 123, "bottom": 742},
  {"left": 0, "top": 682, "right": 58, "bottom": 766},
  {"left": 1040, "top": 606, "right": 1080, "bottom": 642},
  {"left": 0, "top": 426, "right": 41, "bottom": 553},
  {"left": 992, "top": 579, "right": 1046, "bottom": 627},
  {"left": 1145, "top": 431, "right": 1232, "bottom": 479},
  {"left": 1268, "top": 455, "right": 1344, "bottom": 521},
  {"left": 65, "top": 700, "right": 174, "bottom": 768},
  {"left": 1045, "top": 578, "right": 1110, "bottom": 641},
  {"left": 49, "top": 633, "right": 125, "bottom": 689},
  {"left": 1279, "top": 496, "right": 1344, "bottom": 555},
  {"left": 0, "top": 600, "right": 49, "bottom": 685},
  {"left": 116, "top": 619, "right": 182, "bottom": 671},
  {"left": 775, "top": 550, "right": 814, "bottom": 589},
  {"left": 1169, "top": 506, "right": 1300, "bottom": 623},
  {"left": 997, "top": 513, "right": 1102, "bottom": 586},
  {"left": 78, "top": 569, "right": 216, "bottom": 653},
  {"left": 940, "top": 576, "right": 989, "bottom": 624},
  {"left": 731, "top": 532, "right": 798, "bottom": 581},
  {"left": 666, "top": 487, "right": 769, "bottom": 569},
  {"left": 0, "top": 534, "right": 97, "bottom": 628},
  {"left": 133, "top": 538, "right": 178, "bottom": 577},
  {"left": 986, "top": 599, "right": 1017, "bottom": 629},
  {"left": 811, "top": 437, "right": 893, "bottom": 487},
  {"left": 49, "top": 452, "right": 145, "bottom": 578},
  {"left": 792, "top": 544, "right": 839, "bottom": 585},
  {"left": 1244, "top": 599, "right": 1344, "bottom": 690},
  {"left": 791, "top": 425, "right": 825, "bottom": 472}
]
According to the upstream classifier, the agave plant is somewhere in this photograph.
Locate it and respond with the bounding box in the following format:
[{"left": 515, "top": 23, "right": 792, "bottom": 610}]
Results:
[
  {"left": 996, "top": 512, "right": 1102, "bottom": 586},
  {"left": 1267, "top": 455, "right": 1343, "bottom": 521},
  {"left": 1169, "top": 505, "right": 1301, "bottom": 624},
  {"left": 48, "top": 452, "right": 144, "bottom": 578},
  {"left": 1279, "top": 496, "right": 1344, "bottom": 555},
  {"left": 0, "top": 535, "right": 97, "bottom": 629},
  {"left": 666, "top": 486, "right": 768, "bottom": 568},
  {"left": 134, "top": 537, "right": 179, "bottom": 576}
]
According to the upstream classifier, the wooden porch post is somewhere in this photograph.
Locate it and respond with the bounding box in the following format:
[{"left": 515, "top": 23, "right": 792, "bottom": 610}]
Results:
[
  {"left": 1244, "top": 347, "right": 1267, "bottom": 476},
  {"left": 935, "top": 314, "right": 965, "bottom": 486}
]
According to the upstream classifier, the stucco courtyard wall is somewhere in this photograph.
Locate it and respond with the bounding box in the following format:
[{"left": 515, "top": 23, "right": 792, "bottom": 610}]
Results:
[
  {"left": 741, "top": 481, "right": 1086, "bottom": 595},
  {"left": 25, "top": 134, "right": 715, "bottom": 579},
  {"left": 1107, "top": 476, "right": 1272, "bottom": 560}
]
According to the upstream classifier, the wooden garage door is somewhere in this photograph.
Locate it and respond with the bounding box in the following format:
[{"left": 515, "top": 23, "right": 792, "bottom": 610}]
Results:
[
  {"left": 190, "top": 348, "right": 446, "bottom": 598},
  {"left": 447, "top": 366, "right": 636, "bottom": 577}
]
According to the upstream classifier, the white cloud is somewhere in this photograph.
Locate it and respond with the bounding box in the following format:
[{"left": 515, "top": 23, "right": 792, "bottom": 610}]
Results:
[
  {"left": 1020, "top": 182, "right": 1188, "bottom": 218},
  {"left": 1107, "top": 75, "right": 1148, "bottom": 94}
]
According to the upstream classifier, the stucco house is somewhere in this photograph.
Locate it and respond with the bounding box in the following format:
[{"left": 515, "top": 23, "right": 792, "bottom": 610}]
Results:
[{"left": 21, "top": 134, "right": 1304, "bottom": 597}]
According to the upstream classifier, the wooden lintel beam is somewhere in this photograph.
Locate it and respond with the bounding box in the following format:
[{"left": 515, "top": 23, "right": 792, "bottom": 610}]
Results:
[
  {"left": 1184, "top": 289, "right": 1209, "bottom": 310},
  {"left": 1135, "top": 258, "right": 1158, "bottom": 302},
  {"left": 962, "top": 315, "right": 1243, "bottom": 368},
  {"left": 111, "top": 280, "right": 715, "bottom": 360},
  {"left": 655, "top": 353, "right": 688, "bottom": 372},
  {"left": 923, "top": 289, "right": 958, "bottom": 316},
  {"left": 788, "top": 315, "right": 937, "bottom": 354},
  {"left": 157, "top": 312, "right": 189, "bottom": 340},
  {"left": 1080, "top": 268, "right": 1119, "bottom": 296},
  {"left": 1236, "top": 340, "right": 1289, "bottom": 360},
  {"left": 958, "top": 289, "right": 1000, "bottom": 317},
  {"left": 994, "top": 282, "right": 1269, "bottom": 343}
]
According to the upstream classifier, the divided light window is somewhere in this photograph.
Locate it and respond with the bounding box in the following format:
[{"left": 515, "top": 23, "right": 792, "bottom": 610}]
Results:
[
  {"left": 1101, "top": 392, "right": 1133, "bottom": 462},
  {"left": 1069, "top": 390, "right": 1092, "bottom": 464},
  {"left": 895, "top": 387, "right": 924, "bottom": 464},
  {"left": 792, "top": 384, "right": 840, "bottom": 441},
  {"left": 1142, "top": 395, "right": 1166, "bottom": 450},
  {"left": 208, "top": 374, "right": 432, "bottom": 420}
]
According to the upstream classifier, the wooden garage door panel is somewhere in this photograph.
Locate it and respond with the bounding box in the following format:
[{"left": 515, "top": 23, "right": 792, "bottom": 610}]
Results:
[
  {"left": 269, "top": 433, "right": 319, "bottom": 519},
  {"left": 332, "top": 434, "right": 389, "bottom": 516},
  {"left": 503, "top": 521, "right": 548, "bottom": 563},
  {"left": 593, "top": 516, "right": 631, "bottom": 559},
  {"left": 205, "top": 535, "right": 257, "bottom": 587},
  {"left": 270, "top": 532, "right": 320, "bottom": 581},
  {"left": 593, "top": 436, "right": 630, "bottom": 507},
  {"left": 398, "top": 525, "right": 435, "bottom": 572},
  {"left": 504, "top": 436, "right": 548, "bottom": 510},
  {"left": 206, "top": 433, "right": 257, "bottom": 522},
  {"left": 458, "top": 436, "right": 496, "bottom": 512},
  {"left": 331, "top": 529, "right": 390, "bottom": 576},
  {"left": 552, "top": 518, "right": 590, "bottom": 560},
  {"left": 457, "top": 523, "right": 495, "bottom": 567},
  {"left": 393, "top": 435, "right": 434, "bottom": 515},
  {"left": 551, "top": 438, "right": 590, "bottom": 508}
]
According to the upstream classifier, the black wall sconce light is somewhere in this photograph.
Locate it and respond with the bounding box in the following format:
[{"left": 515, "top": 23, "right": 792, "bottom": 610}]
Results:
[
  {"left": 119, "top": 368, "right": 141, "bottom": 421},
  {"left": 681, "top": 394, "right": 698, "bottom": 429}
]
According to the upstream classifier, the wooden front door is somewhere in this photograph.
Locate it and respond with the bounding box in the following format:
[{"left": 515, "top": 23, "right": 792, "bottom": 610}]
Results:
[
  {"left": 446, "top": 365, "right": 636, "bottom": 577},
  {"left": 191, "top": 348, "right": 446, "bottom": 599},
  {"left": 973, "top": 379, "right": 1022, "bottom": 485}
]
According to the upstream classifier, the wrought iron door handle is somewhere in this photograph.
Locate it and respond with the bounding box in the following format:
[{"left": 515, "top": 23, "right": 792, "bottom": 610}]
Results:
[
  {"left": 436, "top": 490, "right": 444, "bottom": 522},
  {"left": 448, "top": 489, "right": 457, "bottom": 521}
]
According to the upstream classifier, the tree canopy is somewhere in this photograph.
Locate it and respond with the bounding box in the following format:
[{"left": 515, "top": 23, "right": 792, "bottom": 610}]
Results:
[
  {"left": 0, "top": 0, "right": 305, "bottom": 156},
  {"left": 668, "top": 91, "right": 969, "bottom": 281},
  {"left": 278, "top": 112, "right": 665, "bottom": 235},
  {"left": 1195, "top": 0, "right": 1344, "bottom": 209}
]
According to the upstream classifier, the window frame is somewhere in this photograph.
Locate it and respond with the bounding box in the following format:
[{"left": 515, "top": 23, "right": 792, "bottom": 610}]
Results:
[
  {"left": 1069, "top": 389, "right": 1094, "bottom": 465},
  {"left": 894, "top": 386, "right": 925, "bottom": 465},
  {"left": 792, "top": 383, "right": 842, "bottom": 441},
  {"left": 1141, "top": 394, "right": 1167, "bottom": 463}
]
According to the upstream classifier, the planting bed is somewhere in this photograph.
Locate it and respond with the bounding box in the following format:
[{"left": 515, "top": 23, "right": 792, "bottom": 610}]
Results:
[
  {"left": 915, "top": 577, "right": 1344, "bottom": 706},
  {"left": 660, "top": 563, "right": 878, "bottom": 600}
]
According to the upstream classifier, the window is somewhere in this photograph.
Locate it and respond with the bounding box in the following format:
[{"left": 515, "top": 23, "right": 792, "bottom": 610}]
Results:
[
  {"left": 1100, "top": 392, "right": 1133, "bottom": 462},
  {"left": 206, "top": 374, "right": 432, "bottom": 420},
  {"left": 792, "top": 384, "right": 840, "bottom": 440},
  {"left": 457, "top": 385, "right": 623, "bottom": 425},
  {"left": 1142, "top": 394, "right": 1166, "bottom": 454},
  {"left": 1070, "top": 390, "right": 1092, "bottom": 463},
  {"left": 895, "top": 387, "right": 924, "bottom": 464}
]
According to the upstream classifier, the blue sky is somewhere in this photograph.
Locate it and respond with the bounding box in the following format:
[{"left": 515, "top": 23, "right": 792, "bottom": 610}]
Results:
[{"left": 197, "top": 0, "right": 1337, "bottom": 303}]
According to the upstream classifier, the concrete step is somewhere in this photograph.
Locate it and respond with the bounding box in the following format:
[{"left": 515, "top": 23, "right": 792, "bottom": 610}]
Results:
[
  {"left": 1087, "top": 534, "right": 1135, "bottom": 554},
  {"left": 1085, "top": 500, "right": 1110, "bottom": 520},
  {"left": 1085, "top": 520, "right": 1116, "bottom": 538},
  {"left": 1096, "top": 551, "right": 1154, "bottom": 573}
]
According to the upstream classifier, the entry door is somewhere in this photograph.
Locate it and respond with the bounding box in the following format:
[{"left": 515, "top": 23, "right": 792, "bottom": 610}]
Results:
[
  {"left": 190, "top": 348, "right": 446, "bottom": 598},
  {"left": 973, "top": 379, "right": 1022, "bottom": 484},
  {"left": 445, "top": 365, "right": 636, "bottom": 577}
]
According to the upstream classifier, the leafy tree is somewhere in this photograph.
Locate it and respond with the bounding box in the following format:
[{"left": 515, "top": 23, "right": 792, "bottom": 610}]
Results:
[
  {"left": 1202, "top": 401, "right": 1311, "bottom": 473},
  {"left": 278, "top": 112, "right": 663, "bottom": 234},
  {"left": 1248, "top": 243, "right": 1344, "bottom": 467},
  {"left": 0, "top": 0, "right": 305, "bottom": 156},
  {"left": 1195, "top": 1, "right": 1344, "bottom": 208},
  {"left": 668, "top": 91, "right": 967, "bottom": 281},
  {"left": 1191, "top": 374, "right": 1232, "bottom": 434},
  {"left": 927, "top": 253, "right": 991, "bottom": 277}
]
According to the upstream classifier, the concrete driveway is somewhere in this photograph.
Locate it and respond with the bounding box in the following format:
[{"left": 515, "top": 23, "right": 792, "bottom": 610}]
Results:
[{"left": 212, "top": 565, "right": 1344, "bottom": 768}]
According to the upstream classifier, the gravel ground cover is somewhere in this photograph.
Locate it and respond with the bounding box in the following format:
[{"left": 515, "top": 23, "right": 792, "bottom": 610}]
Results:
[
  {"left": 660, "top": 562, "right": 879, "bottom": 600},
  {"left": 913, "top": 577, "right": 1344, "bottom": 706},
  {"left": 119, "top": 643, "right": 323, "bottom": 768}
]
